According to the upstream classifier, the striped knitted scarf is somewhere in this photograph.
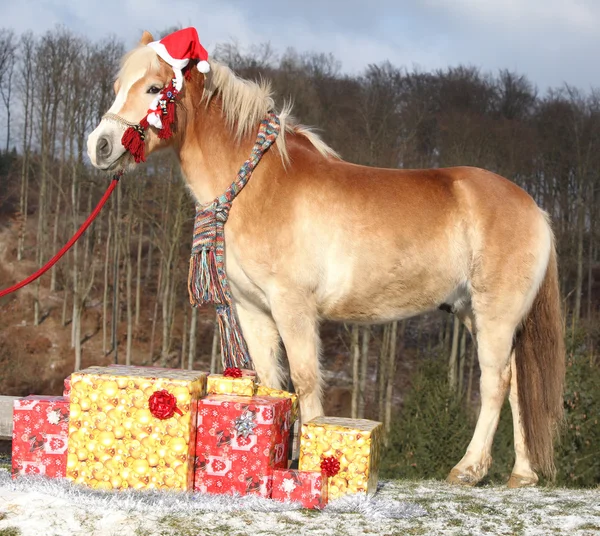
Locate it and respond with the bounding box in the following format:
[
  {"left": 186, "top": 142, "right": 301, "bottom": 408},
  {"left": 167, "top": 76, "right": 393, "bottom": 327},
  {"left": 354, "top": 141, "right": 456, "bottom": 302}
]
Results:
[{"left": 188, "top": 112, "right": 281, "bottom": 369}]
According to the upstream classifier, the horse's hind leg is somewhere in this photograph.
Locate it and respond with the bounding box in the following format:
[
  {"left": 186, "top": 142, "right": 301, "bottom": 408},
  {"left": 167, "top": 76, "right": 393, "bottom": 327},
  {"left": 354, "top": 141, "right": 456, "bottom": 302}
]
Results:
[{"left": 447, "top": 312, "right": 516, "bottom": 486}]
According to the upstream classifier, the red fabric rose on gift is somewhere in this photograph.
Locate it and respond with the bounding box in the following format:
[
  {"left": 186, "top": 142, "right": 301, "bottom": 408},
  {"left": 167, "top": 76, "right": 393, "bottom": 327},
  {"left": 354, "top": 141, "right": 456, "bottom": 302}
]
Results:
[
  {"left": 148, "top": 390, "right": 183, "bottom": 419},
  {"left": 223, "top": 367, "right": 243, "bottom": 378}
]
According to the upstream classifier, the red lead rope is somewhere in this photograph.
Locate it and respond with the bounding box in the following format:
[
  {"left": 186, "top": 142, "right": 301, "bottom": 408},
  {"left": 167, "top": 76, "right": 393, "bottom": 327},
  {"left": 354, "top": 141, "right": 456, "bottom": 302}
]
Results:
[{"left": 0, "top": 174, "right": 121, "bottom": 299}]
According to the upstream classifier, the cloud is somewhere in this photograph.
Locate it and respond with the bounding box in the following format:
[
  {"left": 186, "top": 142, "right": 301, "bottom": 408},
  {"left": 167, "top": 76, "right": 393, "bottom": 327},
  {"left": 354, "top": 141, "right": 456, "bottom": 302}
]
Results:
[{"left": 3, "top": 0, "right": 600, "bottom": 91}]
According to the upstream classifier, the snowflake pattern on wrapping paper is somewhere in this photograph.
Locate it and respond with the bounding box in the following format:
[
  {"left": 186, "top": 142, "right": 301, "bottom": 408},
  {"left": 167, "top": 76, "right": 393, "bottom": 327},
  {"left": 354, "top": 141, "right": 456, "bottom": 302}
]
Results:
[
  {"left": 211, "top": 459, "right": 226, "bottom": 472},
  {"left": 50, "top": 437, "right": 65, "bottom": 451},
  {"left": 46, "top": 410, "right": 60, "bottom": 425},
  {"left": 281, "top": 478, "right": 297, "bottom": 494},
  {"left": 236, "top": 435, "right": 252, "bottom": 447}
]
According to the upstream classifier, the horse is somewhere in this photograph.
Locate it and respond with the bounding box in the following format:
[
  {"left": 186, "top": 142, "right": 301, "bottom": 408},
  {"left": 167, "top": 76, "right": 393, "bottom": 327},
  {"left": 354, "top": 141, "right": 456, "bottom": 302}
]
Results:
[{"left": 86, "top": 30, "right": 565, "bottom": 488}]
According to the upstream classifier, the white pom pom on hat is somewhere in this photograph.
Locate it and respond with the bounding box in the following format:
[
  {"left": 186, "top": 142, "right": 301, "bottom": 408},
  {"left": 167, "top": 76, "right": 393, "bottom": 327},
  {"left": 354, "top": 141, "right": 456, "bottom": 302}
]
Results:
[{"left": 197, "top": 60, "right": 210, "bottom": 74}]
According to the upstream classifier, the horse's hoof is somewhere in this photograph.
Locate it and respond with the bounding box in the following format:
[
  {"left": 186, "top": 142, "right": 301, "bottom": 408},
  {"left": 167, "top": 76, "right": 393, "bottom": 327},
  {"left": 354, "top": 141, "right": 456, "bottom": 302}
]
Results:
[
  {"left": 446, "top": 468, "right": 480, "bottom": 486},
  {"left": 507, "top": 473, "right": 538, "bottom": 488}
]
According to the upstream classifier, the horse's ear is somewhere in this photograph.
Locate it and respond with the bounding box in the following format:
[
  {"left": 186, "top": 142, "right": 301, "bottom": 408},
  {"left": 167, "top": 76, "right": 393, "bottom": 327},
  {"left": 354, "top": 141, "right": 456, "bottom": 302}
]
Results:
[{"left": 139, "top": 31, "right": 154, "bottom": 46}]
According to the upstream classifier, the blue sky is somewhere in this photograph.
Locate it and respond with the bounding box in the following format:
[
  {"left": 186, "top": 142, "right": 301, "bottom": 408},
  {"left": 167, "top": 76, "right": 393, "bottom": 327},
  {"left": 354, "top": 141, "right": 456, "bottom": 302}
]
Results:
[{"left": 4, "top": 0, "right": 600, "bottom": 91}]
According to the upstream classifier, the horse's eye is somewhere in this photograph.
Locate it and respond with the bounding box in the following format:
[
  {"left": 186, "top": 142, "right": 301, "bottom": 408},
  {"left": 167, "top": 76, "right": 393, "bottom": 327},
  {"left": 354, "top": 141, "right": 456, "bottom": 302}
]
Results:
[{"left": 147, "top": 85, "right": 162, "bottom": 94}]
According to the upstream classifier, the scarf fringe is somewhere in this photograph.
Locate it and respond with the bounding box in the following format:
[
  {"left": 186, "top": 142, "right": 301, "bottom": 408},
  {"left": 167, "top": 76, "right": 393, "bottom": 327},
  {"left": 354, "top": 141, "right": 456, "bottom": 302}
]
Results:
[
  {"left": 216, "top": 305, "right": 251, "bottom": 369},
  {"left": 188, "top": 248, "right": 227, "bottom": 306}
]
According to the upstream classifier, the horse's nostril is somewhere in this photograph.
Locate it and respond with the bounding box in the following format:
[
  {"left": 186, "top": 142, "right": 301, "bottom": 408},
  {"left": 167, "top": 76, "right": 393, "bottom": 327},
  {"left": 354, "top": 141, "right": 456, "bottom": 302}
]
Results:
[{"left": 96, "top": 136, "right": 112, "bottom": 160}]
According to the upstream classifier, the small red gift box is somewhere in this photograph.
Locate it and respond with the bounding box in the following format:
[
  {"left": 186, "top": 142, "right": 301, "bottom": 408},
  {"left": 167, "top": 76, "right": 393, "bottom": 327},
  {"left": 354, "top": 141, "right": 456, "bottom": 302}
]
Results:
[
  {"left": 11, "top": 395, "right": 69, "bottom": 478},
  {"left": 272, "top": 469, "right": 328, "bottom": 509},
  {"left": 194, "top": 395, "right": 292, "bottom": 497}
]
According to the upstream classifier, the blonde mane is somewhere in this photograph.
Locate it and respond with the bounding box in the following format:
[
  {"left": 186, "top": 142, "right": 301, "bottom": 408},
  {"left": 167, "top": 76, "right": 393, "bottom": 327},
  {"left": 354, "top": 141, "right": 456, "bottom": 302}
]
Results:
[
  {"left": 201, "top": 61, "right": 340, "bottom": 161},
  {"left": 117, "top": 46, "right": 339, "bottom": 162}
]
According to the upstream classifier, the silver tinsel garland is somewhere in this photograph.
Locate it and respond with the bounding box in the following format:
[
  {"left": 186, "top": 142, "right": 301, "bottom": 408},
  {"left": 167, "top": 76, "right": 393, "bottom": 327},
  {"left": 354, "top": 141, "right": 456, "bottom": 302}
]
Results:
[{"left": 0, "top": 469, "right": 426, "bottom": 520}]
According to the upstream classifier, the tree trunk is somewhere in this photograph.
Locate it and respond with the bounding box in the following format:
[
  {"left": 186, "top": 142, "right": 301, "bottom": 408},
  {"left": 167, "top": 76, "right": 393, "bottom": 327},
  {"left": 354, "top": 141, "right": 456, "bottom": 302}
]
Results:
[
  {"left": 188, "top": 307, "right": 198, "bottom": 370},
  {"left": 358, "top": 326, "right": 370, "bottom": 418},
  {"left": 448, "top": 316, "right": 460, "bottom": 391},
  {"left": 111, "top": 187, "right": 121, "bottom": 363},
  {"left": 378, "top": 323, "right": 390, "bottom": 421},
  {"left": 135, "top": 221, "right": 143, "bottom": 327},
  {"left": 125, "top": 199, "right": 134, "bottom": 366},
  {"left": 573, "top": 195, "right": 585, "bottom": 327},
  {"left": 181, "top": 307, "right": 188, "bottom": 369},
  {"left": 210, "top": 313, "right": 220, "bottom": 373},
  {"left": 458, "top": 324, "right": 467, "bottom": 395},
  {"left": 351, "top": 324, "right": 360, "bottom": 419},
  {"left": 102, "top": 210, "right": 112, "bottom": 355},
  {"left": 149, "top": 261, "right": 163, "bottom": 362},
  {"left": 466, "top": 344, "right": 476, "bottom": 409},
  {"left": 384, "top": 321, "right": 399, "bottom": 445}
]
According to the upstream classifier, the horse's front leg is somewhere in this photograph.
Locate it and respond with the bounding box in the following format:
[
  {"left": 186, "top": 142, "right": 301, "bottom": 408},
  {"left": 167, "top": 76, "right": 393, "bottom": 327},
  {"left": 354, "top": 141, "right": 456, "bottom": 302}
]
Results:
[
  {"left": 269, "top": 290, "right": 323, "bottom": 424},
  {"left": 235, "top": 301, "right": 285, "bottom": 389}
]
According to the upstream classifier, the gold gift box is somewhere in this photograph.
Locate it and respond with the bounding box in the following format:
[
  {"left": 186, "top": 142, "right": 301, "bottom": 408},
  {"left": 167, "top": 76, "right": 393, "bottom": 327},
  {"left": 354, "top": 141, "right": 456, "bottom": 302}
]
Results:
[
  {"left": 206, "top": 374, "right": 256, "bottom": 396},
  {"left": 66, "top": 365, "right": 206, "bottom": 491},
  {"left": 256, "top": 385, "right": 299, "bottom": 423},
  {"left": 298, "top": 417, "right": 383, "bottom": 500}
]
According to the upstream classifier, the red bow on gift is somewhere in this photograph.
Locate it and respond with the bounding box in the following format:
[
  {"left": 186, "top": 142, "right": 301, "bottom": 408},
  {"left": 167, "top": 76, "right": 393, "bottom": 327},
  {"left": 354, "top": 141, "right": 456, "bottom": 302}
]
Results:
[
  {"left": 148, "top": 390, "right": 183, "bottom": 419},
  {"left": 223, "top": 367, "right": 243, "bottom": 378},
  {"left": 320, "top": 456, "right": 341, "bottom": 477}
]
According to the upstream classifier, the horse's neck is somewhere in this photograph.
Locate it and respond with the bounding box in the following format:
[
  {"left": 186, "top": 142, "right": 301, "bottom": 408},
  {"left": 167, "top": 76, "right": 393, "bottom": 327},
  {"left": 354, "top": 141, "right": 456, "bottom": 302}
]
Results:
[{"left": 177, "top": 100, "right": 253, "bottom": 205}]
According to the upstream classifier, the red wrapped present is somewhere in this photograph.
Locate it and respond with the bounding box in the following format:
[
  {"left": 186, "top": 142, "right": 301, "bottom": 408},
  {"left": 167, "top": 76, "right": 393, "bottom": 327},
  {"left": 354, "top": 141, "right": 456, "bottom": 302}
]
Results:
[
  {"left": 272, "top": 469, "right": 328, "bottom": 509},
  {"left": 194, "top": 395, "right": 292, "bottom": 497},
  {"left": 11, "top": 395, "right": 69, "bottom": 478}
]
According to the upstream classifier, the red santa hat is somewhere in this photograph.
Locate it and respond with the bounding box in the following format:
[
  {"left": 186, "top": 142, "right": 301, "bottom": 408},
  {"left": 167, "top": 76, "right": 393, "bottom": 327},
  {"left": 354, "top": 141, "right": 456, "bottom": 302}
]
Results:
[{"left": 147, "top": 27, "right": 210, "bottom": 86}]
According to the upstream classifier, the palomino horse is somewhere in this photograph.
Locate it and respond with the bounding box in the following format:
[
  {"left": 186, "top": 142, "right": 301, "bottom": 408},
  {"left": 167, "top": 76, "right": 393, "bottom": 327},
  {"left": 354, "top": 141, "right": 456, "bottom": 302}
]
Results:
[{"left": 87, "top": 31, "right": 565, "bottom": 488}]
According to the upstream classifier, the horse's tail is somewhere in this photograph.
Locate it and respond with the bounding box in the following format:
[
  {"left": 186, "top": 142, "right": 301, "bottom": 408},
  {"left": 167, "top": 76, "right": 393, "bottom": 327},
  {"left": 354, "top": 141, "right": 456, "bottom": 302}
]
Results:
[{"left": 514, "top": 233, "right": 565, "bottom": 479}]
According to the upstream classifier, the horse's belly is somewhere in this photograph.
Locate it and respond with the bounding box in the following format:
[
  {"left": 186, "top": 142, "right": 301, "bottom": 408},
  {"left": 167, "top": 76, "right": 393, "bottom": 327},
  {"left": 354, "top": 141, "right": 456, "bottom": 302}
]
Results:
[{"left": 317, "top": 250, "right": 467, "bottom": 323}]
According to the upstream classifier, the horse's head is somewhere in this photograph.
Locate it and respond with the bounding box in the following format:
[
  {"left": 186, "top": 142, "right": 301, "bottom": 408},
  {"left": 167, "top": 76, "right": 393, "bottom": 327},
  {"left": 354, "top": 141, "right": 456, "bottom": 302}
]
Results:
[
  {"left": 87, "top": 31, "right": 166, "bottom": 170},
  {"left": 87, "top": 28, "right": 210, "bottom": 172}
]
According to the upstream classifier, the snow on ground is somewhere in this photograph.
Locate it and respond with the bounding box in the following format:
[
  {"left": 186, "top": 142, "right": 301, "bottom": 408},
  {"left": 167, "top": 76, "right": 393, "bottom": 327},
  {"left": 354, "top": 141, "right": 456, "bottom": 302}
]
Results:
[{"left": 0, "top": 468, "right": 599, "bottom": 536}]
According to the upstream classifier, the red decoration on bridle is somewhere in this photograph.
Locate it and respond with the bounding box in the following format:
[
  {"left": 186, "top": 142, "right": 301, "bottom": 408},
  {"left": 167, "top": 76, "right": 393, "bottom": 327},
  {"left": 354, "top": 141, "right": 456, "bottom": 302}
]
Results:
[{"left": 116, "top": 75, "right": 182, "bottom": 164}]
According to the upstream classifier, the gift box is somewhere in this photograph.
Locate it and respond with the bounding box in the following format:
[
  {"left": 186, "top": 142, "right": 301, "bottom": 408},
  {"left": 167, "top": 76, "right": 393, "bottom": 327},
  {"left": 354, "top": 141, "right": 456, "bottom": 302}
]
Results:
[
  {"left": 298, "top": 417, "right": 383, "bottom": 500},
  {"left": 66, "top": 365, "right": 207, "bottom": 491},
  {"left": 194, "top": 395, "right": 292, "bottom": 497},
  {"left": 255, "top": 385, "right": 299, "bottom": 423},
  {"left": 207, "top": 368, "right": 256, "bottom": 396},
  {"left": 272, "top": 469, "right": 328, "bottom": 509},
  {"left": 12, "top": 395, "right": 70, "bottom": 478}
]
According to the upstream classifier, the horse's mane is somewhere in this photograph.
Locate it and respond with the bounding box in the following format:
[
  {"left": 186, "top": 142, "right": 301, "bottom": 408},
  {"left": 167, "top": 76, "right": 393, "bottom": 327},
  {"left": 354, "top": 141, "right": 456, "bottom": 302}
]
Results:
[
  {"left": 119, "top": 47, "right": 339, "bottom": 162},
  {"left": 202, "top": 61, "right": 340, "bottom": 161}
]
